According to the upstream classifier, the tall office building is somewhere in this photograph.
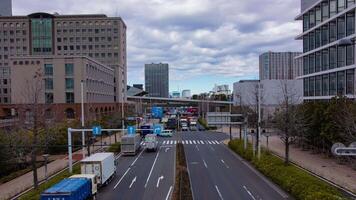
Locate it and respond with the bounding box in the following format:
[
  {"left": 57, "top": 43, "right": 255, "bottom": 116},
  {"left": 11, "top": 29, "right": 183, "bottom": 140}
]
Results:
[
  {"left": 296, "top": 0, "right": 356, "bottom": 100},
  {"left": 145, "top": 63, "right": 169, "bottom": 98},
  {"left": 0, "top": 12, "right": 127, "bottom": 104},
  {"left": 0, "top": 0, "right": 12, "bottom": 16},
  {"left": 259, "top": 52, "right": 303, "bottom": 80}
]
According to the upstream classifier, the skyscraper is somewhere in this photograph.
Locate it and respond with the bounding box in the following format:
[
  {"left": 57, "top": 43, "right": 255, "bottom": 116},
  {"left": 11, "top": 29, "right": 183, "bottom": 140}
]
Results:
[
  {"left": 259, "top": 52, "right": 302, "bottom": 80},
  {"left": 0, "top": 0, "right": 12, "bottom": 16},
  {"left": 145, "top": 63, "right": 169, "bottom": 98},
  {"left": 0, "top": 12, "right": 127, "bottom": 103},
  {"left": 296, "top": 0, "right": 356, "bottom": 100}
]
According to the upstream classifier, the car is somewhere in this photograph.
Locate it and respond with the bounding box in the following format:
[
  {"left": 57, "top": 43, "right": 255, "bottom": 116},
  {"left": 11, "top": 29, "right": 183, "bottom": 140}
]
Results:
[
  {"left": 145, "top": 134, "right": 158, "bottom": 152},
  {"left": 181, "top": 124, "right": 189, "bottom": 131}
]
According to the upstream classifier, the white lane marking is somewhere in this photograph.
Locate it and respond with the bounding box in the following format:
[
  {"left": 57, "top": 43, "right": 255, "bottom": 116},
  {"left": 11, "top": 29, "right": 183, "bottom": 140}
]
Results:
[
  {"left": 209, "top": 146, "right": 215, "bottom": 151},
  {"left": 113, "top": 168, "right": 131, "bottom": 189},
  {"left": 189, "top": 140, "right": 192, "bottom": 144},
  {"left": 115, "top": 153, "right": 122, "bottom": 160},
  {"left": 163, "top": 141, "right": 166, "bottom": 145},
  {"left": 131, "top": 149, "right": 145, "bottom": 166},
  {"left": 200, "top": 140, "right": 204, "bottom": 144},
  {"left": 196, "top": 140, "right": 200, "bottom": 144},
  {"left": 144, "top": 147, "right": 161, "bottom": 188},
  {"left": 221, "top": 159, "right": 230, "bottom": 169},
  {"left": 243, "top": 185, "right": 257, "bottom": 200},
  {"left": 193, "top": 140, "right": 196, "bottom": 144},
  {"left": 129, "top": 176, "right": 137, "bottom": 189},
  {"left": 214, "top": 140, "right": 219, "bottom": 144},
  {"left": 215, "top": 185, "right": 224, "bottom": 200},
  {"left": 174, "top": 141, "right": 177, "bottom": 145},
  {"left": 182, "top": 140, "right": 185, "bottom": 144},
  {"left": 165, "top": 186, "right": 173, "bottom": 200},
  {"left": 208, "top": 141, "right": 212, "bottom": 144},
  {"left": 203, "top": 159, "right": 208, "bottom": 168},
  {"left": 170, "top": 140, "right": 173, "bottom": 145},
  {"left": 140, "top": 141, "right": 144, "bottom": 145},
  {"left": 156, "top": 176, "right": 164, "bottom": 188},
  {"left": 195, "top": 145, "right": 200, "bottom": 151},
  {"left": 165, "top": 147, "right": 170, "bottom": 152}
]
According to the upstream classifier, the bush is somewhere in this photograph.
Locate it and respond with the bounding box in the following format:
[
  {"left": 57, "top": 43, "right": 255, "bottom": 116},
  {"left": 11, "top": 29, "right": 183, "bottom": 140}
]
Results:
[
  {"left": 19, "top": 164, "right": 81, "bottom": 200},
  {"left": 228, "top": 139, "right": 347, "bottom": 200},
  {"left": 198, "top": 117, "right": 209, "bottom": 130},
  {"left": 108, "top": 142, "right": 121, "bottom": 153}
]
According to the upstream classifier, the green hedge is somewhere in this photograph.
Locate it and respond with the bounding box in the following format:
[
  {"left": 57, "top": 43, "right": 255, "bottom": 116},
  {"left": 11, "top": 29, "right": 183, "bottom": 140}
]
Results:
[
  {"left": 198, "top": 117, "right": 209, "bottom": 130},
  {"left": 19, "top": 164, "right": 81, "bottom": 200},
  {"left": 228, "top": 139, "right": 347, "bottom": 200},
  {"left": 108, "top": 142, "right": 121, "bottom": 153}
]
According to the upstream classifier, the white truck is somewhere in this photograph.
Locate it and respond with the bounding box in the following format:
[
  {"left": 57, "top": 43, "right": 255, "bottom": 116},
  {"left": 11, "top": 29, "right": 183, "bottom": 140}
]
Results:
[
  {"left": 121, "top": 134, "right": 141, "bottom": 156},
  {"left": 81, "top": 153, "right": 116, "bottom": 186},
  {"left": 145, "top": 134, "right": 158, "bottom": 152}
]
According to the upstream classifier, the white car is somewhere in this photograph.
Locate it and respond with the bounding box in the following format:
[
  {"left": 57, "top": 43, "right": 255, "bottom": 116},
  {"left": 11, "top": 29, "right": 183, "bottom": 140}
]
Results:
[{"left": 181, "top": 125, "right": 189, "bottom": 131}]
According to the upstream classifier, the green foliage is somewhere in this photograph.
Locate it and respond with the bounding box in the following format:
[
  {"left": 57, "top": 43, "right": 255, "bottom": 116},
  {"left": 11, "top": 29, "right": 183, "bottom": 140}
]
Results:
[
  {"left": 198, "top": 117, "right": 209, "bottom": 130},
  {"left": 19, "top": 164, "right": 81, "bottom": 200},
  {"left": 107, "top": 142, "right": 121, "bottom": 153},
  {"left": 228, "top": 139, "right": 347, "bottom": 200}
]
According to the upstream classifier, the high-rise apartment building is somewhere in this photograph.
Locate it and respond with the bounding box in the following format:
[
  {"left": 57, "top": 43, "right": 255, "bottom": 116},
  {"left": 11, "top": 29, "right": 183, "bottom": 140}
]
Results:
[
  {"left": 0, "top": 0, "right": 12, "bottom": 16},
  {"left": 0, "top": 12, "right": 127, "bottom": 104},
  {"left": 259, "top": 52, "right": 303, "bottom": 80},
  {"left": 145, "top": 63, "right": 169, "bottom": 98},
  {"left": 296, "top": 0, "right": 356, "bottom": 100}
]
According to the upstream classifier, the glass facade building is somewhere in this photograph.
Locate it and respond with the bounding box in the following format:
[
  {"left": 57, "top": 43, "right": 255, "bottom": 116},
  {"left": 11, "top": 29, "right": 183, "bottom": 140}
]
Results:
[{"left": 297, "top": 0, "right": 356, "bottom": 99}]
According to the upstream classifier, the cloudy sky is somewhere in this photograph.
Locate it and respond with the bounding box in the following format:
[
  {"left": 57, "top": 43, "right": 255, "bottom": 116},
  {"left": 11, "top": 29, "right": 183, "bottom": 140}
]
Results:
[{"left": 13, "top": 0, "right": 302, "bottom": 94}]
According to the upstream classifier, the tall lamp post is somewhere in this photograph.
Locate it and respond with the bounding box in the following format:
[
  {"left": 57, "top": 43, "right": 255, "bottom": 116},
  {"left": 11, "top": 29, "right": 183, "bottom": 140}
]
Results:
[
  {"left": 257, "top": 81, "right": 262, "bottom": 159},
  {"left": 81, "top": 80, "right": 85, "bottom": 159}
]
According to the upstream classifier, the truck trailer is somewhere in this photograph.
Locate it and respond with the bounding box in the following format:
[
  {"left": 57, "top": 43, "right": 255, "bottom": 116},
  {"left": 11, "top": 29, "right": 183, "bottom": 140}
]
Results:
[
  {"left": 81, "top": 153, "right": 116, "bottom": 186},
  {"left": 121, "top": 134, "right": 141, "bottom": 155},
  {"left": 40, "top": 174, "right": 97, "bottom": 200}
]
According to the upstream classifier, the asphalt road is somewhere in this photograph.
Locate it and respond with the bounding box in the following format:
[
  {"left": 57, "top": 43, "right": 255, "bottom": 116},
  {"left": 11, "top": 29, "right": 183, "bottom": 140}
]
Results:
[{"left": 97, "top": 131, "right": 290, "bottom": 200}]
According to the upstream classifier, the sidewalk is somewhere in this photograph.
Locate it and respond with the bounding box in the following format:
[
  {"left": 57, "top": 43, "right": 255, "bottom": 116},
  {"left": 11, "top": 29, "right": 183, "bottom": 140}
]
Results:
[
  {"left": 217, "top": 127, "right": 356, "bottom": 194},
  {"left": 0, "top": 132, "right": 122, "bottom": 200}
]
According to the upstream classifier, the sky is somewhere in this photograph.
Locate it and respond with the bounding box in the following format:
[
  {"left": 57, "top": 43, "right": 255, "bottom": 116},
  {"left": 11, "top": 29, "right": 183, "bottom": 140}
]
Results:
[{"left": 12, "top": 0, "right": 302, "bottom": 94}]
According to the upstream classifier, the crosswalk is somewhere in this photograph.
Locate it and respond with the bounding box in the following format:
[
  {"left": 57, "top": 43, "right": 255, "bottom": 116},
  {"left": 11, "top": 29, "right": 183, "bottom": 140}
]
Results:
[{"left": 160, "top": 140, "right": 222, "bottom": 145}]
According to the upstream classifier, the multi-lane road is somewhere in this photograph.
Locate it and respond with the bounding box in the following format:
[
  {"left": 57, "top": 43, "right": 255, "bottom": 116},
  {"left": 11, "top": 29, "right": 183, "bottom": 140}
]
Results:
[{"left": 97, "top": 131, "right": 290, "bottom": 200}]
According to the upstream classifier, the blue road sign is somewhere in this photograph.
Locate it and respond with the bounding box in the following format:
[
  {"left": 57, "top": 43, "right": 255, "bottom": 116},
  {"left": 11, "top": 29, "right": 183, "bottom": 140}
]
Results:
[
  {"left": 127, "top": 126, "right": 136, "bottom": 135},
  {"left": 152, "top": 107, "right": 163, "bottom": 119},
  {"left": 153, "top": 124, "right": 162, "bottom": 135},
  {"left": 92, "top": 126, "right": 102, "bottom": 136}
]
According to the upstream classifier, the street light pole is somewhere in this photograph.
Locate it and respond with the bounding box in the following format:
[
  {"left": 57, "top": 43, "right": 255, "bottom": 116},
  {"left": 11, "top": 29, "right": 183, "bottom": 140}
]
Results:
[
  {"left": 229, "top": 101, "right": 232, "bottom": 141},
  {"left": 121, "top": 94, "right": 125, "bottom": 133},
  {"left": 257, "top": 82, "right": 262, "bottom": 159},
  {"left": 81, "top": 80, "right": 85, "bottom": 159}
]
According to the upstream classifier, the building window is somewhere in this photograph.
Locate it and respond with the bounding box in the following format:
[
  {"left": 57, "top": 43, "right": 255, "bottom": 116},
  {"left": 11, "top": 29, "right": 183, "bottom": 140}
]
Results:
[
  {"left": 31, "top": 18, "right": 53, "bottom": 55},
  {"left": 338, "top": 0, "right": 346, "bottom": 12},
  {"left": 65, "top": 78, "right": 74, "bottom": 90},
  {"left": 303, "top": 35, "right": 309, "bottom": 52},
  {"left": 321, "top": 25, "right": 329, "bottom": 45},
  {"left": 347, "top": 0, "right": 355, "bottom": 7},
  {"left": 322, "top": 3, "right": 330, "bottom": 21},
  {"left": 329, "top": 21, "right": 337, "bottom": 42},
  {"left": 337, "top": 17, "right": 345, "bottom": 39},
  {"left": 45, "top": 93, "right": 53, "bottom": 104},
  {"left": 315, "top": 6, "right": 321, "bottom": 25},
  {"left": 329, "top": 47, "right": 337, "bottom": 69},
  {"left": 346, "top": 12, "right": 355, "bottom": 36},
  {"left": 315, "top": 29, "right": 321, "bottom": 48},
  {"left": 322, "top": 49, "right": 329, "bottom": 71},
  {"left": 309, "top": 32, "right": 315, "bottom": 50},
  {"left": 303, "top": 14, "right": 308, "bottom": 30},
  {"left": 337, "top": 71, "right": 346, "bottom": 95},
  {"left": 309, "top": 54, "right": 315, "bottom": 74},
  {"left": 309, "top": 77, "right": 315, "bottom": 96},
  {"left": 303, "top": 56, "right": 309, "bottom": 75},
  {"left": 330, "top": 0, "right": 337, "bottom": 17},
  {"left": 65, "top": 63, "right": 74, "bottom": 76},
  {"left": 322, "top": 74, "right": 329, "bottom": 96},
  {"left": 346, "top": 45, "right": 354, "bottom": 65},
  {"left": 329, "top": 72, "right": 337, "bottom": 95},
  {"left": 315, "top": 75, "right": 322, "bottom": 96},
  {"left": 45, "top": 78, "right": 53, "bottom": 90},
  {"left": 337, "top": 46, "right": 346, "bottom": 67},
  {"left": 44, "top": 64, "right": 53, "bottom": 76},
  {"left": 65, "top": 93, "right": 74, "bottom": 103},
  {"left": 65, "top": 108, "right": 75, "bottom": 118},
  {"left": 316, "top": 52, "right": 322, "bottom": 72},
  {"left": 346, "top": 69, "right": 355, "bottom": 94}
]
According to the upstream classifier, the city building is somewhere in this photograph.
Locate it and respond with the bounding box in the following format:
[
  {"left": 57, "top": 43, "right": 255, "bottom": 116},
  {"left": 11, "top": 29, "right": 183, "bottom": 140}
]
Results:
[
  {"left": 233, "top": 79, "right": 303, "bottom": 118},
  {"left": 0, "top": 12, "right": 127, "bottom": 104},
  {"left": 171, "top": 91, "right": 180, "bottom": 98},
  {"left": 212, "top": 84, "right": 231, "bottom": 95},
  {"left": 295, "top": 0, "right": 356, "bottom": 100},
  {"left": 182, "top": 89, "right": 191, "bottom": 99},
  {"left": 0, "top": 0, "right": 12, "bottom": 16},
  {"left": 259, "top": 52, "right": 303, "bottom": 80},
  {"left": 133, "top": 84, "right": 143, "bottom": 90},
  {"left": 127, "top": 85, "right": 147, "bottom": 96},
  {"left": 10, "top": 56, "right": 116, "bottom": 119},
  {"left": 145, "top": 63, "right": 169, "bottom": 98}
]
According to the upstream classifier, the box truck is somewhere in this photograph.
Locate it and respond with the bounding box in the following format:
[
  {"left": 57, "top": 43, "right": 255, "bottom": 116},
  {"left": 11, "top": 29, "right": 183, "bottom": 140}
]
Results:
[
  {"left": 40, "top": 174, "right": 97, "bottom": 200},
  {"left": 145, "top": 134, "right": 158, "bottom": 152},
  {"left": 121, "top": 134, "right": 141, "bottom": 155},
  {"left": 81, "top": 153, "right": 116, "bottom": 186}
]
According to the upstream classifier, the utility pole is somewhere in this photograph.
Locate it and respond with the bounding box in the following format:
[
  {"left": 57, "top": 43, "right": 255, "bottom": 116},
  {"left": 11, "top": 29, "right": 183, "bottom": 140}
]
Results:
[
  {"left": 81, "top": 80, "right": 85, "bottom": 159},
  {"left": 229, "top": 103, "right": 232, "bottom": 141},
  {"left": 257, "top": 82, "right": 262, "bottom": 159}
]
